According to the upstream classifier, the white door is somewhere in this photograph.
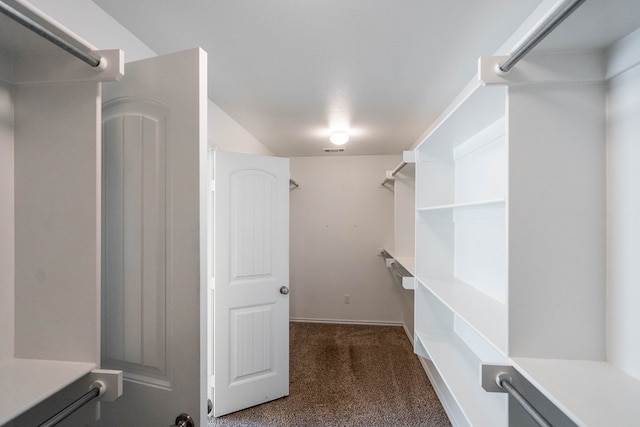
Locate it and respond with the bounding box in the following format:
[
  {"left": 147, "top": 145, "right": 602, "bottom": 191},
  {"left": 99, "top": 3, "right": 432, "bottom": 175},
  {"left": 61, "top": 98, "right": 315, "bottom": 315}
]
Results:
[
  {"left": 99, "top": 48, "right": 208, "bottom": 426},
  {"left": 213, "top": 151, "right": 290, "bottom": 417}
]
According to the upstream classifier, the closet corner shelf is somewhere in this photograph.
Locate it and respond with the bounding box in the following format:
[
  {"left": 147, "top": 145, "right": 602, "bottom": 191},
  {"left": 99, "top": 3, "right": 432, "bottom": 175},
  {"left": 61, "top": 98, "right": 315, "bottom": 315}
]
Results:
[
  {"left": 381, "top": 250, "right": 416, "bottom": 289},
  {"left": 393, "top": 256, "right": 415, "bottom": 290},
  {"left": 417, "top": 198, "right": 505, "bottom": 213},
  {"left": 416, "top": 277, "right": 507, "bottom": 355},
  {"left": 511, "top": 357, "right": 640, "bottom": 427},
  {"left": 0, "top": 358, "right": 96, "bottom": 424},
  {"left": 415, "top": 330, "right": 507, "bottom": 427}
]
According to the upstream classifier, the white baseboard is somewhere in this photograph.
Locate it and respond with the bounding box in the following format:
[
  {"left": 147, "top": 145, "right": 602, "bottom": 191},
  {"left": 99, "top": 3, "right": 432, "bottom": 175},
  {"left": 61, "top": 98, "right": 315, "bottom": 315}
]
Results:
[
  {"left": 401, "top": 322, "right": 414, "bottom": 345},
  {"left": 289, "top": 317, "right": 403, "bottom": 327}
]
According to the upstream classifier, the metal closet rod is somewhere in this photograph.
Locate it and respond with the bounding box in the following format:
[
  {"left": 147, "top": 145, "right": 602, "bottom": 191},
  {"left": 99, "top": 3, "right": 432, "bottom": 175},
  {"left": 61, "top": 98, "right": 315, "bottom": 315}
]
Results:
[
  {"left": 390, "top": 261, "right": 412, "bottom": 278},
  {"left": 381, "top": 161, "right": 408, "bottom": 186},
  {"left": 0, "top": 2, "right": 102, "bottom": 68},
  {"left": 498, "top": 0, "right": 586, "bottom": 73},
  {"left": 496, "top": 374, "right": 552, "bottom": 427},
  {"left": 380, "top": 250, "right": 413, "bottom": 278},
  {"left": 390, "top": 161, "right": 408, "bottom": 176},
  {"left": 38, "top": 386, "right": 101, "bottom": 427}
]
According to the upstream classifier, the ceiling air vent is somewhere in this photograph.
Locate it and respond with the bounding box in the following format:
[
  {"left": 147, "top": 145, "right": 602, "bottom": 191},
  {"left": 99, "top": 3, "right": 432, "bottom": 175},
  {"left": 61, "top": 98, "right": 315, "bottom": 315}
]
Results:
[{"left": 322, "top": 147, "right": 346, "bottom": 153}]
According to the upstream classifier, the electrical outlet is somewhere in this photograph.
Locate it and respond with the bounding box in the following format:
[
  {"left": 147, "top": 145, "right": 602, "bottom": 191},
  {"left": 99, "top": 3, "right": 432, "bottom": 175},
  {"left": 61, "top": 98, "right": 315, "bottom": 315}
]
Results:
[{"left": 344, "top": 295, "right": 350, "bottom": 304}]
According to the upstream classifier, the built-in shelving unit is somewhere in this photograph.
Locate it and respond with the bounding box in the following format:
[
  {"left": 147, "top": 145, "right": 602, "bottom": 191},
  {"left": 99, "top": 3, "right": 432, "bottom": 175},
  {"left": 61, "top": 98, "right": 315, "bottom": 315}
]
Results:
[
  {"left": 0, "top": 4, "right": 122, "bottom": 424},
  {"left": 413, "top": 46, "right": 612, "bottom": 424}
]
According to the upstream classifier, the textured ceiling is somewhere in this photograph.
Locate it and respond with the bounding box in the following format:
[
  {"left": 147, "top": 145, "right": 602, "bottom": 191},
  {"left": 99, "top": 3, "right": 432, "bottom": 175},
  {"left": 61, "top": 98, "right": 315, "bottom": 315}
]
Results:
[
  {"left": 91, "top": 0, "right": 549, "bottom": 156},
  {"left": 90, "top": 0, "right": 640, "bottom": 157}
]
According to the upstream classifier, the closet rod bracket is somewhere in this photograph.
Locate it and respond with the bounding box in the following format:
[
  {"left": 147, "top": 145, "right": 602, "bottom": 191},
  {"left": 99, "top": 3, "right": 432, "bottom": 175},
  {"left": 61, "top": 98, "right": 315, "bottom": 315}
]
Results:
[
  {"left": 89, "top": 369, "right": 123, "bottom": 402},
  {"left": 482, "top": 364, "right": 554, "bottom": 427}
]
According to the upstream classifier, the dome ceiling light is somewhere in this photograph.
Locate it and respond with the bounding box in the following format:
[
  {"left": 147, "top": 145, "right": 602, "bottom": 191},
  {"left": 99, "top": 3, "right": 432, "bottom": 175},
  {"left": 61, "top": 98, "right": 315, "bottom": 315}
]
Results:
[{"left": 329, "top": 131, "right": 349, "bottom": 146}]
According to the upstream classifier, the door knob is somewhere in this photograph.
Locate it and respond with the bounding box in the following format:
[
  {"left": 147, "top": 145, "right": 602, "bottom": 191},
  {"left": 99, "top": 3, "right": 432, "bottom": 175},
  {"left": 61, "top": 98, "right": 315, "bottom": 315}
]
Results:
[
  {"left": 280, "top": 286, "right": 289, "bottom": 295},
  {"left": 169, "top": 413, "right": 194, "bottom": 427}
]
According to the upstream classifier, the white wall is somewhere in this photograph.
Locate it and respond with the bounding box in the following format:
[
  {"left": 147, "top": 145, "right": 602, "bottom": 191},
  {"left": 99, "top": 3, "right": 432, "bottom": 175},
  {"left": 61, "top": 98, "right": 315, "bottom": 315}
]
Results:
[
  {"left": 606, "top": 29, "right": 640, "bottom": 380},
  {"left": 208, "top": 102, "right": 273, "bottom": 155},
  {"left": 289, "top": 155, "right": 404, "bottom": 324},
  {"left": 27, "top": 0, "right": 272, "bottom": 157},
  {"left": 0, "top": 79, "right": 14, "bottom": 362}
]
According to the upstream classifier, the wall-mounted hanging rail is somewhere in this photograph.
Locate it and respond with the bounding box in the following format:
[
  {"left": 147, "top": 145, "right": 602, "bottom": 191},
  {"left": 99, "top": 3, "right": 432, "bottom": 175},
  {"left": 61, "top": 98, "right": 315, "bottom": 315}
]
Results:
[
  {"left": 390, "top": 161, "right": 408, "bottom": 176},
  {"left": 38, "top": 386, "right": 101, "bottom": 427},
  {"left": 381, "top": 151, "right": 416, "bottom": 187},
  {"left": 0, "top": 1, "right": 103, "bottom": 68},
  {"left": 289, "top": 178, "right": 299, "bottom": 188},
  {"left": 380, "top": 249, "right": 415, "bottom": 289},
  {"left": 390, "top": 260, "right": 412, "bottom": 278},
  {"left": 497, "top": 0, "right": 586, "bottom": 73},
  {"left": 481, "top": 364, "right": 576, "bottom": 427},
  {"left": 495, "top": 374, "right": 552, "bottom": 427},
  {"left": 381, "top": 161, "right": 408, "bottom": 187},
  {"left": 380, "top": 250, "right": 411, "bottom": 277}
]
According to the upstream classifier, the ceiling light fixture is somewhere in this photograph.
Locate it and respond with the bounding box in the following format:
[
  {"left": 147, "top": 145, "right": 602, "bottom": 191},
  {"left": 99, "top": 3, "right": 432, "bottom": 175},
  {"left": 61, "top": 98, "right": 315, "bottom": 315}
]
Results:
[{"left": 329, "top": 131, "right": 349, "bottom": 146}]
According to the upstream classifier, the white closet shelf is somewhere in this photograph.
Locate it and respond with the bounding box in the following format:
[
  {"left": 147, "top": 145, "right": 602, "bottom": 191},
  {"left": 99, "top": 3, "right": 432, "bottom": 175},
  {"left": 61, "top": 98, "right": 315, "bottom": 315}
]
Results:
[
  {"left": 382, "top": 249, "right": 415, "bottom": 276},
  {"left": 381, "top": 250, "right": 416, "bottom": 289},
  {"left": 394, "top": 256, "right": 415, "bottom": 276},
  {"left": 511, "top": 357, "right": 640, "bottom": 427},
  {"left": 394, "top": 257, "right": 416, "bottom": 289},
  {"left": 394, "top": 257, "right": 416, "bottom": 290},
  {"left": 415, "top": 330, "right": 506, "bottom": 427},
  {"left": 417, "top": 198, "right": 505, "bottom": 213},
  {"left": 0, "top": 358, "right": 96, "bottom": 424},
  {"left": 416, "top": 277, "right": 507, "bottom": 355},
  {"left": 416, "top": 83, "right": 505, "bottom": 150}
]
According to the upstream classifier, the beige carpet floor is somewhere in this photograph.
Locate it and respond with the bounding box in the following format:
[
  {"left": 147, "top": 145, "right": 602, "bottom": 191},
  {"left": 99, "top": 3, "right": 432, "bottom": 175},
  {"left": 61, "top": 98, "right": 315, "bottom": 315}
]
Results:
[{"left": 209, "top": 322, "right": 451, "bottom": 426}]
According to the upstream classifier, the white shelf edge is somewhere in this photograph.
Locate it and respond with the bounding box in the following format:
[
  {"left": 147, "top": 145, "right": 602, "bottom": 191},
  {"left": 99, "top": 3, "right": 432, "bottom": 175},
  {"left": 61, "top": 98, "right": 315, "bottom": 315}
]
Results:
[
  {"left": 401, "top": 277, "right": 416, "bottom": 290},
  {"left": 382, "top": 249, "right": 416, "bottom": 284},
  {"left": 415, "top": 331, "right": 507, "bottom": 427},
  {"left": 511, "top": 357, "right": 640, "bottom": 427},
  {"left": 393, "top": 256, "right": 415, "bottom": 276},
  {"left": 417, "top": 198, "right": 506, "bottom": 212},
  {"left": 416, "top": 80, "right": 483, "bottom": 145},
  {"left": 415, "top": 83, "right": 505, "bottom": 151},
  {"left": 0, "top": 358, "right": 96, "bottom": 424},
  {"left": 416, "top": 277, "right": 507, "bottom": 356}
]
